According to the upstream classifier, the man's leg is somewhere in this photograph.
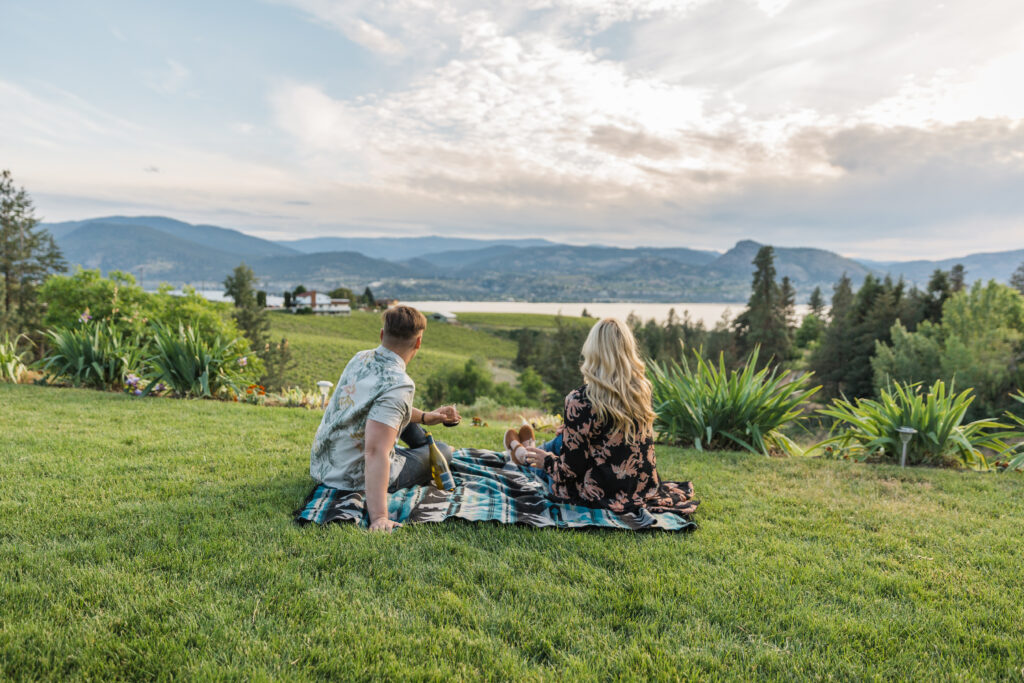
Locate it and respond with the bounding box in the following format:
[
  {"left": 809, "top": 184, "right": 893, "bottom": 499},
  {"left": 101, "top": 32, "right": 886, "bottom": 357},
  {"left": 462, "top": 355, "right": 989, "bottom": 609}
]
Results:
[{"left": 389, "top": 424, "right": 454, "bottom": 491}]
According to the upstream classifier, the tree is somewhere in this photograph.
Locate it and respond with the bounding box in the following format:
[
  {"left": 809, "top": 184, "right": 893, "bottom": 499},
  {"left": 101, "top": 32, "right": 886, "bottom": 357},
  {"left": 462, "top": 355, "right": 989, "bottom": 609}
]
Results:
[
  {"left": 361, "top": 287, "right": 375, "bottom": 308},
  {"left": 283, "top": 291, "right": 292, "bottom": 308},
  {"left": 256, "top": 290, "right": 267, "bottom": 308},
  {"left": 924, "top": 268, "right": 951, "bottom": 322},
  {"left": 328, "top": 286, "right": 355, "bottom": 302},
  {"left": 223, "top": 263, "right": 269, "bottom": 349},
  {"left": 780, "top": 276, "right": 797, "bottom": 328},
  {"left": 1, "top": 170, "right": 65, "bottom": 334},
  {"left": 1010, "top": 261, "right": 1024, "bottom": 295},
  {"left": 809, "top": 274, "right": 855, "bottom": 397},
  {"left": 732, "top": 246, "right": 792, "bottom": 367},
  {"left": 808, "top": 286, "right": 826, "bottom": 319},
  {"left": 949, "top": 264, "right": 966, "bottom": 293}
]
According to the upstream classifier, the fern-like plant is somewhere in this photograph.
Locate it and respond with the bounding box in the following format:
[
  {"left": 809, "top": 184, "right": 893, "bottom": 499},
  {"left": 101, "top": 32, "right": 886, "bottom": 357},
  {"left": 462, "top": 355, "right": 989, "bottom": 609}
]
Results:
[
  {"left": 143, "top": 322, "right": 248, "bottom": 398},
  {"left": 39, "top": 322, "right": 145, "bottom": 389},
  {"left": 649, "top": 348, "right": 819, "bottom": 456},
  {"left": 818, "top": 380, "right": 1013, "bottom": 469}
]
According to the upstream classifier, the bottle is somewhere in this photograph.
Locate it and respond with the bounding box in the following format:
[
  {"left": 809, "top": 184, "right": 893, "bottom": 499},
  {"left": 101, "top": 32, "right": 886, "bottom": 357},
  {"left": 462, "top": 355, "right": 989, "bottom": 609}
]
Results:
[{"left": 425, "top": 431, "right": 455, "bottom": 491}]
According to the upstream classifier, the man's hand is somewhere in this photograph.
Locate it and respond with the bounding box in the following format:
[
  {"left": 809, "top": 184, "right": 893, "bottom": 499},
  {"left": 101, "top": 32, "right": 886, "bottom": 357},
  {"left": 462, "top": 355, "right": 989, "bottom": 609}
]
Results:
[
  {"left": 368, "top": 517, "right": 402, "bottom": 532},
  {"left": 423, "top": 404, "right": 460, "bottom": 426}
]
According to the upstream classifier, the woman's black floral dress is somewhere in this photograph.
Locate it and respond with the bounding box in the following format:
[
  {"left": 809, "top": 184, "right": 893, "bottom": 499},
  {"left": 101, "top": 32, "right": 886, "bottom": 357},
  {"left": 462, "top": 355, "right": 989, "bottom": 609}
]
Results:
[{"left": 541, "top": 385, "right": 698, "bottom": 515}]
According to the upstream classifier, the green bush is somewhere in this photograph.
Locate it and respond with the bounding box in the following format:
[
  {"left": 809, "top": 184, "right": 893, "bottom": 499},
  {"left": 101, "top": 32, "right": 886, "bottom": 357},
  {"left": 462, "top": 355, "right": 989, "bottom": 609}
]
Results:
[
  {"left": 649, "top": 348, "right": 819, "bottom": 456},
  {"left": 998, "top": 392, "right": 1024, "bottom": 472},
  {"left": 38, "top": 321, "right": 146, "bottom": 389},
  {"left": 1, "top": 333, "right": 31, "bottom": 382},
  {"left": 818, "top": 380, "right": 1013, "bottom": 469},
  {"left": 421, "top": 359, "right": 549, "bottom": 410},
  {"left": 144, "top": 323, "right": 256, "bottom": 399}
]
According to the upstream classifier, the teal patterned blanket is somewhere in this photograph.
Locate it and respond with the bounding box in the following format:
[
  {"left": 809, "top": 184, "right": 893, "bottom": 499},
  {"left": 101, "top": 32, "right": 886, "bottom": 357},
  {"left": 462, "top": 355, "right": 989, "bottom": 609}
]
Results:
[{"left": 295, "top": 449, "right": 697, "bottom": 532}]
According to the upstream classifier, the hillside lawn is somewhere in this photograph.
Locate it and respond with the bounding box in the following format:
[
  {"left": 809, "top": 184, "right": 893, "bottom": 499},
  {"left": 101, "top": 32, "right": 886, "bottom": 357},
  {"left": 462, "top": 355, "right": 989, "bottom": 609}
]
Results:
[
  {"left": 2, "top": 383, "right": 1023, "bottom": 680},
  {"left": 268, "top": 311, "right": 518, "bottom": 392}
]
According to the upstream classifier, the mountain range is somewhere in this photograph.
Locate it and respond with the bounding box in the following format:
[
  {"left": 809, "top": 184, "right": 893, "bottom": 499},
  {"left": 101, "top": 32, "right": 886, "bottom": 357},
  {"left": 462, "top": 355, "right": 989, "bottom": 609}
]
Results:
[{"left": 41, "top": 216, "right": 1024, "bottom": 303}]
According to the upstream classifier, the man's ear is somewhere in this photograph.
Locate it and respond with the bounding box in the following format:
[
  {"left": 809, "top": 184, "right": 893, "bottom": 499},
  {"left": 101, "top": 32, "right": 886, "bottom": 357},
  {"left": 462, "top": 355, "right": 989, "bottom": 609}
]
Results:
[
  {"left": 379, "top": 329, "right": 384, "bottom": 342},
  {"left": 414, "top": 334, "right": 422, "bottom": 350}
]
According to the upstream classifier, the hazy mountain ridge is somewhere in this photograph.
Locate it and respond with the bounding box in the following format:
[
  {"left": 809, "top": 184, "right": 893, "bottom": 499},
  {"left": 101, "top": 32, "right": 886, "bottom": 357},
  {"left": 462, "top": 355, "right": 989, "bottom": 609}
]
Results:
[{"left": 42, "top": 216, "right": 1024, "bottom": 302}]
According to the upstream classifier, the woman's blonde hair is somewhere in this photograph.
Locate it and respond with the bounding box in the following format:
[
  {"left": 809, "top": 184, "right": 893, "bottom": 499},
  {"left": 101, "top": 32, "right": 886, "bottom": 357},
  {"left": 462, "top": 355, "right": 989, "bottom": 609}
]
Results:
[{"left": 580, "top": 317, "right": 656, "bottom": 442}]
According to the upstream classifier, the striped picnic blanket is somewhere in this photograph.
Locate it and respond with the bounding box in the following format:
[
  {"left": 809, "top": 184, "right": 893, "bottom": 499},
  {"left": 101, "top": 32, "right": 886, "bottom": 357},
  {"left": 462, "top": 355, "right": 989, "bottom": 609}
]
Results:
[{"left": 295, "top": 448, "right": 697, "bottom": 532}]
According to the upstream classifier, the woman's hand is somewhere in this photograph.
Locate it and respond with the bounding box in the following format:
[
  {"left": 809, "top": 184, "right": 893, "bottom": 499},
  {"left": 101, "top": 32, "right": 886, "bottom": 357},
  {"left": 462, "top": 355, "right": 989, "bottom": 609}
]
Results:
[
  {"left": 368, "top": 517, "right": 402, "bottom": 532},
  {"left": 520, "top": 446, "right": 552, "bottom": 468}
]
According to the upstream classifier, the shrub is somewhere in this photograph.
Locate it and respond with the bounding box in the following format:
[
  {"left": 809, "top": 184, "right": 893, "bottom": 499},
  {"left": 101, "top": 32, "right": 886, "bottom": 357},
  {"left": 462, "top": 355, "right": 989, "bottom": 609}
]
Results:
[
  {"left": 1, "top": 332, "right": 31, "bottom": 382},
  {"left": 818, "top": 380, "right": 1013, "bottom": 469},
  {"left": 649, "top": 348, "right": 819, "bottom": 456},
  {"left": 38, "top": 321, "right": 146, "bottom": 389},
  {"left": 143, "top": 323, "right": 254, "bottom": 398},
  {"left": 998, "top": 392, "right": 1024, "bottom": 473}
]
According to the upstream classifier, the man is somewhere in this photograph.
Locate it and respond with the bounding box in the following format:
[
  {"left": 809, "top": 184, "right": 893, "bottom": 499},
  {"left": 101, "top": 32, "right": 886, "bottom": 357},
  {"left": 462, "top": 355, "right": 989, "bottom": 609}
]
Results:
[{"left": 309, "top": 306, "right": 460, "bottom": 532}]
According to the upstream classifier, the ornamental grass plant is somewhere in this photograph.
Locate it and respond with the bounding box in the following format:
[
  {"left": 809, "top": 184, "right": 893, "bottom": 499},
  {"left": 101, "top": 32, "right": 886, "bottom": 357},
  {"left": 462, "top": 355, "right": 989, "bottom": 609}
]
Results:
[
  {"left": 143, "top": 322, "right": 254, "bottom": 398},
  {"left": 38, "top": 321, "right": 146, "bottom": 390},
  {"left": 817, "top": 380, "right": 1015, "bottom": 469},
  {"left": 0, "top": 332, "right": 31, "bottom": 383},
  {"left": 649, "top": 348, "right": 819, "bottom": 456}
]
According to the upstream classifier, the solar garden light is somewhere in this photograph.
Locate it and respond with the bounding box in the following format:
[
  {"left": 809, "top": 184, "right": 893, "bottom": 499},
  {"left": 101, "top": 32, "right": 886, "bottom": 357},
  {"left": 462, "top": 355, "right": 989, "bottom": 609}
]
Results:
[
  {"left": 316, "top": 380, "right": 333, "bottom": 409},
  {"left": 897, "top": 426, "right": 917, "bottom": 468}
]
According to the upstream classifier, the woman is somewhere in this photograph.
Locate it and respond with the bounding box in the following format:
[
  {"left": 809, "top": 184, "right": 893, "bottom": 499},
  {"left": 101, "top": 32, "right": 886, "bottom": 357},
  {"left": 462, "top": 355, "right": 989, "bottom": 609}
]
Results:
[{"left": 507, "top": 318, "right": 698, "bottom": 516}]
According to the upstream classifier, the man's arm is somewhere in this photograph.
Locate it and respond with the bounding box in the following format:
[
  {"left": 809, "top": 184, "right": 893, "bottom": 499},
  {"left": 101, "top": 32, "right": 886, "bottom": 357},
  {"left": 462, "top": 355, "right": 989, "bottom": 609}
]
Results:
[
  {"left": 364, "top": 419, "right": 400, "bottom": 532},
  {"left": 410, "top": 405, "right": 461, "bottom": 426}
]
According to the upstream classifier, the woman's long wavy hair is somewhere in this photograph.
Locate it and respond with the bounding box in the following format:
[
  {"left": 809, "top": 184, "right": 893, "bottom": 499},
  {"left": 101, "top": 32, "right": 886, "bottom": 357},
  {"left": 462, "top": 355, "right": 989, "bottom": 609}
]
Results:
[{"left": 580, "top": 317, "right": 656, "bottom": 442}]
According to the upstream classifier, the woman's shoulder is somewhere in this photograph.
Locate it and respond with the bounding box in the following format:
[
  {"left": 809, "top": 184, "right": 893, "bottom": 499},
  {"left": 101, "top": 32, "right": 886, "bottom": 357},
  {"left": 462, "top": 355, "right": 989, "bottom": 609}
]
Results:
[{"left": 566, "top": 384, "right": 591, "bottom": 404}]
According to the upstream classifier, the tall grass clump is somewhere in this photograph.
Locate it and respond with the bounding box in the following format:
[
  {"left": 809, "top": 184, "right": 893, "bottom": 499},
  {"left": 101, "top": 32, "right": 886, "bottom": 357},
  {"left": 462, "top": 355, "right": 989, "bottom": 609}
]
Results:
[
  {"left": 818, "top": 380, "right": 1013, "bottom": 469},
  {"left": 649, "top": 348, "right": 819, "bottom": 456},
  {"left": 39, "top": 321, "right": 146, "bottom": 389},
  {"left": 997, "top": 391, "right": 1024, "bottom": 472},
  {"left": 144, "top": 322, "right": 251, "bottom": 398},
  {"left": 1, "top": 333, "right": 31, "bottom": 383}
]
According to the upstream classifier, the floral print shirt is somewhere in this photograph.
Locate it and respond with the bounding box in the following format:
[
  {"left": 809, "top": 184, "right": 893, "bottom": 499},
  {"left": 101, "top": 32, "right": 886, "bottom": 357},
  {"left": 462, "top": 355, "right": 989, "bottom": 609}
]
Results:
[
  {"left": 542, "top": 385, "right": 698, "bottom": 515},
  {"left": 309, "top": 346, "right": 415, "bottom": 490}
]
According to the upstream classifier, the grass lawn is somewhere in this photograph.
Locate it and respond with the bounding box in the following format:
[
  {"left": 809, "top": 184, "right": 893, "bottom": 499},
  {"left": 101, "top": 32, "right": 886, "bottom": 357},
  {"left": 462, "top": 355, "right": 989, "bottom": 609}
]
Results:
[
  {"left": 268, "top": 311, "right": 518, "bottom": 391},
  {"left": 2, "top": 383, "right": 1023, "bottom": 679},
  {"left": 455, "top": 312, "right": 596, "bottom": 332}
]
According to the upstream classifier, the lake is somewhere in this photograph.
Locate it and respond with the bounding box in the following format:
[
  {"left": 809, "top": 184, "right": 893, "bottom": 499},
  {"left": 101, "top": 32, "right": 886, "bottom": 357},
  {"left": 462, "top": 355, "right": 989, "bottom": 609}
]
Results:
[{"left": 403, "top": 301, "right": 811, "bottom": 327}]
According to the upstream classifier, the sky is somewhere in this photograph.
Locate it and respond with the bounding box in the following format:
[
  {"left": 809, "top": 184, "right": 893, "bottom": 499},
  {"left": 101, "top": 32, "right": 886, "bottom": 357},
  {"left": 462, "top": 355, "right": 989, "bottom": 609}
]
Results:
[{"left": 2, "top": 0, "right": 1023, "bottom": 259}]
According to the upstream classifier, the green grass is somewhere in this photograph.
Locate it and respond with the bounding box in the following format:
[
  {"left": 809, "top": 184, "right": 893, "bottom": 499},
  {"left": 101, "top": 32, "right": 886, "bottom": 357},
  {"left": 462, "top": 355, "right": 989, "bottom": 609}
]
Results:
[
  {"left": 455, "top": 312, "right": 595, "bottom": 332},
  {"left": 2, "top": 383, "right": 1023, "bottom": 679},
  {"left": 268, "top": 311, "right": 517, "bottom": 391}
]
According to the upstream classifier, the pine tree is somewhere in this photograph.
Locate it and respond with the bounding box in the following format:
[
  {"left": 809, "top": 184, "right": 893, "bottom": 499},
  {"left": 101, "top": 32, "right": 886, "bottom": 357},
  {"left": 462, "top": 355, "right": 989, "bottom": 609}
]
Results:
[
  {"left": 224, "top": 262, "right": 269, "bottom": 349},
  {"left": 809, "top": 274, "right": 855, "bottom": 396},
  {"left": 780, "top": 276, "right": 797, "bottom": 328},
  {"left": 1010, "top": 261, "right": 1024, "bottom": 295},
  {"left": 924, "top": 268, "right": 950, "bottom": 322},
  {"left": 0, "top": 170, "right": 65, "bottom": 334},
  {"left": 808, "top": 286, "right": 826, "bottom": 319},
  {"left": 949, "top": 264, "right": 966, "bottom": 293},
  {"left": 733, "top": 246, "right": 792, "bottom": 367}
]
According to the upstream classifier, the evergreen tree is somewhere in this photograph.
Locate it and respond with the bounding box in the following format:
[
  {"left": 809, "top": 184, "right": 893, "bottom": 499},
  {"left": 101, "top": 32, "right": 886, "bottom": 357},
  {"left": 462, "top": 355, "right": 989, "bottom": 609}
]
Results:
[
  {"left": 732, "top": 246, "right": 792, "bottom": 367},
  {"left": 1010, "top": 261, "right": 1024, "bottom": 295},
  {"left": 0, "top": 170, "right": 65, "bottom": 334},
  {"left": 362, "top": 287, "right": 375, "bottom": 308},
  {"left": 809, "top": 274, "right": 855, "bottom": 397},
  {"left": 924, "top": 268, "right": 951, "bottom": 322},
  {"left": 808, "top": 286, "right": 826, "bottom": 319},
  {"left": 780, "top": 276, "right": 797, "bottom": 328},
  {"left": 949, "top": 264, "right": 966, "bottom": 293}
]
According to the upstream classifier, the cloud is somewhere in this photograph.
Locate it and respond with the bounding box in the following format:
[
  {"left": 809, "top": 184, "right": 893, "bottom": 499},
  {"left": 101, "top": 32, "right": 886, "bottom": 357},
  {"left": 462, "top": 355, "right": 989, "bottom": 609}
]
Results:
[{"left": 141, "top": 59, "right": 190, "bottom": 95}]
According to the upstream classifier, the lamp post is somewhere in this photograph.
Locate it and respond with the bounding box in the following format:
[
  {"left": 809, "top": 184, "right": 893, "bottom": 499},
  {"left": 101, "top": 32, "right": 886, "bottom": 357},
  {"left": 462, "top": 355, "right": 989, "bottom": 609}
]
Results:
[
  {"left": 316, "top": 380, "right": 333, "bottom": 409},
  {"left": 897, "top": 427, "right": 917, "bottom": 468}
]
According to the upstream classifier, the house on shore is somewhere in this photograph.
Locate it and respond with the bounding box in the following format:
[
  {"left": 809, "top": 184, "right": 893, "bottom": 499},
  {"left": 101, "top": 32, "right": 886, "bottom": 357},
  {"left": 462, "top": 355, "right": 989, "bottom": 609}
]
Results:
[{"left": 291, "top": 291, "right": 351, "bottom": 316}]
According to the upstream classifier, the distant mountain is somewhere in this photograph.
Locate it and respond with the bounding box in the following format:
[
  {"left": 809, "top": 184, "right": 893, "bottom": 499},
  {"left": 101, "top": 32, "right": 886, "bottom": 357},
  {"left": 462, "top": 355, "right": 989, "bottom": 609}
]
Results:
[
  {"left": 708, "top": 240, "right": 874, "bottom": 283},
  {"left": 869, "top": 249, "right": 1024, "bottom": 286},
  {"left": 57, "top": 222, "right": 247, "bottom": 285},
  {"left": 42, "top": 214, "right": 1024, "bottom": 302},
  {"left": 44, "top": 216, "right": 297, "bottom": 260},
  {"left": 279, "top": 235, "right": 558, "bottom": 261}
]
